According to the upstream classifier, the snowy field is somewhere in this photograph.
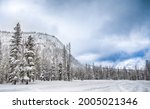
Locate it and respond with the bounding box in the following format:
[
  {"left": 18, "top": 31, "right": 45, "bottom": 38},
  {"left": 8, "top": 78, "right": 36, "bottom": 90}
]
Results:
[{"left": 0, "top": 80, "right": 150, "bottom": 92}]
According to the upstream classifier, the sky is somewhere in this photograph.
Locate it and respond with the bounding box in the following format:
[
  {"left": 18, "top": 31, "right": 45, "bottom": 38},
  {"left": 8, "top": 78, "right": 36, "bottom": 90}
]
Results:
[{"left": 0, "top": 0, "right": 150, "bottom": 66}]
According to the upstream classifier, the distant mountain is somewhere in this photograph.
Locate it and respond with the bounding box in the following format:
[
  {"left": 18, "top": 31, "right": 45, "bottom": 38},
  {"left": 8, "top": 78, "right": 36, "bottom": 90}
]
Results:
[{"left": 115, "top": 57, "right": 146, "bottom": 69}]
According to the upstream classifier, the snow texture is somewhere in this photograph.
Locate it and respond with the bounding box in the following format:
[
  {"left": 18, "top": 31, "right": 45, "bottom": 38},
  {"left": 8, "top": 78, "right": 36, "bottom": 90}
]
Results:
[{"left": 0, "top": 80, "right": 150, "bottom": 92}]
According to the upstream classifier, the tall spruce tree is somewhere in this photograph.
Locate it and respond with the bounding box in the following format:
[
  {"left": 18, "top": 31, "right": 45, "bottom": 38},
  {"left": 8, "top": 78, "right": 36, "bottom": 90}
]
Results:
[
  {"left": 8, "top": 23, "right": 22, "bottom": 84},
  {"left": 24, "top": 35, "right": 36, "bottom": 83},
  {"left": 34, "top": 47, "right": 41, "bottom": 80}
]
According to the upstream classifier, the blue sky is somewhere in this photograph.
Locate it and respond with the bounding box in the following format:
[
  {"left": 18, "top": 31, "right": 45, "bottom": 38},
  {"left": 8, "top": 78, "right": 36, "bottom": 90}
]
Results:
[{"left": 0, "top": 0, "right": 150, "bottom": 65}]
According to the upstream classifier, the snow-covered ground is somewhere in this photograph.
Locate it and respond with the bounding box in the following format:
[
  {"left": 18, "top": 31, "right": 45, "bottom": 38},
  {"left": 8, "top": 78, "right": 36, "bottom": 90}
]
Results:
[{"left": 0, "top": 80, "right": 150, "bottom": 92}]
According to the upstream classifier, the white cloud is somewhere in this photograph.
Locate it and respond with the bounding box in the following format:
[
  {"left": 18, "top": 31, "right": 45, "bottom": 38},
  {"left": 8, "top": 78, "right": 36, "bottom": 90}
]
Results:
[
  {"left": 99, "top": 28, "right": 150, "bottom": 55},
  {"left": 76, "top": 53, "right": 100, "bottom": 64},
  {"left": 75, "top": 26, "right": 150, "bottom": 64}
]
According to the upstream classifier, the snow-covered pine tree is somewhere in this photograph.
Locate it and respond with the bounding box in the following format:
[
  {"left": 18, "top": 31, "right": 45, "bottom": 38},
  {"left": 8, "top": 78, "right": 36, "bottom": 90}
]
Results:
[
  {"left": 62, "top": 45, "right": 67, "bottom": 80},
  {"left": 8, "top": 23, "right": 22, "bottom": 85},
  {"left": 145, "top": 60, "right": 150, "bottom": 80},
  {"left": 0, "top": 40, "right": 2, "bottom": 64},
  {"left": 19, "top": 38, "right": 26, "bottom": 83},
  {"left": 24, "top": 35, "right": 36, "bottom": 83},
  {"left": 34, "top": 47, "right": 41, "bottom": 80},
  {"left": 66, "top": 43, "right": 71, "bottom": 81},
  {"left": 58, "top": 63, "right": 62, "bottom": 80},
  {"left": 0, "top": 40, "right": 3, "bottom": 84}
]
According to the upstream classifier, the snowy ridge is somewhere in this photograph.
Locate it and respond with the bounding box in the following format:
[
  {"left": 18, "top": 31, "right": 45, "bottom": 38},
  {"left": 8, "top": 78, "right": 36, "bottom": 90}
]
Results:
[
  {"left": 115, "top": 58, "right": 145, "bottom": 70},
  {"left": 0, "top": 31, "right": 80, "bottom": 67},
  {"left": 96, "top": 58, "right": 146, "bottom": 70}
]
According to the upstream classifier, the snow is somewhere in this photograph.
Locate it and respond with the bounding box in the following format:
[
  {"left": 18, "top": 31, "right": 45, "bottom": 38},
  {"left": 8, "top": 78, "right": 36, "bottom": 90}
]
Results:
[
  {"left": 0, "top": 80, "right": 150, "bottom": 92},
  {"left": 0, "top": 31, "right": 80, "bottom": 67},
  {"left": 24, "top": 76, "right": 29, "bottom": 80},
  {"left": 25, "top": 66, "right": 34, "bottom": 71},
  {"left": 94, "top": 58, "right": 146, "bottom": 70},
  {"left": 115, "top": 58, "right": 145, "bottom": 69}
]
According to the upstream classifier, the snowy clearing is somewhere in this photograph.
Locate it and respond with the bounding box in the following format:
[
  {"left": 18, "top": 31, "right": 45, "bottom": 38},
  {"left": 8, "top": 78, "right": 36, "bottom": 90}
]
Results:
[{"left": 0, "top": 80, "right": 150, "bottom": 92}]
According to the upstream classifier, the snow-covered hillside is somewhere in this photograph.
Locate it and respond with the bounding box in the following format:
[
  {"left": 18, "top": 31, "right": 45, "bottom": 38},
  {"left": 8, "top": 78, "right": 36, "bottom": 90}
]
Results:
[
  {"left": 115, "top": 58, "right": 145, "bottom": 69},
  {"left": 0, "top": 80, "right": 150, "bottom": 92},
  {"left": 0, "top": 31, "right": 80, "bottom": 67}
]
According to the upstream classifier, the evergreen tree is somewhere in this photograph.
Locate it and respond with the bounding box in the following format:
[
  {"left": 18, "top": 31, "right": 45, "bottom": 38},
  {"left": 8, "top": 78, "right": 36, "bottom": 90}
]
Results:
[
  {"left": 0, "top": 40, "right": 3, "bottom": 84},
  {"left": 8, "top": 23, "right": 22, "bottom": 84},
  {"left": 34, "top": 47, "right": 41, "bottom": 80},
  {"left": 0, "top": 40, "right": 2, "bottom": 64},
  {"left": 66, "top": 43, "right": 71, "bottom": 81},
  {"left": 58, "top": 63, "right": 62, "bottom": 80},
  {"left": 62, "top": 45, "right": 67, "bottom": 80},
  {"left": 24, "top": 35, "right": 36, "bottom": 83},
  {"left": 145, "top": 60, "right": 150, "bottom": 80}
]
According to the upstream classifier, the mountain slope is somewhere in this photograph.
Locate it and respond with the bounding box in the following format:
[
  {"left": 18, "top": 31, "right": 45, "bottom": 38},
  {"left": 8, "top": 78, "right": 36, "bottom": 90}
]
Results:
[
  {"left": 0, "top": 31, "right": 80, "bottom": 67},
  {"left": 115, "top": 58, "right": 145, "bottom": 69}
]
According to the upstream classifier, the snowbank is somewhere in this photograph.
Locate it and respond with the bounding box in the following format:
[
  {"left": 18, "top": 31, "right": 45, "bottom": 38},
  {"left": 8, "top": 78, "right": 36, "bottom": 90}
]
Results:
[{"left": 0, "top": 80, "right": 150, "bottom": 92}]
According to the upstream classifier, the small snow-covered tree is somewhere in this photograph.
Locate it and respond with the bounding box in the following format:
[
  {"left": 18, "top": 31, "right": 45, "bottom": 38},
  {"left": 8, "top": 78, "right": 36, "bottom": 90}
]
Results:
[
  {"left": 8, "top": 23, "right": 22, "bottom": 84},
  {"left": 58, "top": 63, "right": 62, "bottom": 80},
  {"left": 145, "top": 60, "right": 150, "bottom": 80},
  {"left": 24, "top": 35, "right": 36, "bottom": 83}
]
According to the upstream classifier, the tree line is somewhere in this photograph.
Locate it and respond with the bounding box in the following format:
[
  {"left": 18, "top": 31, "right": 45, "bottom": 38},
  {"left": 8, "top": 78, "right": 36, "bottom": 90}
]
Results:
[{"left": 72, "top": 62, "right": 150, "bottom": 81}]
